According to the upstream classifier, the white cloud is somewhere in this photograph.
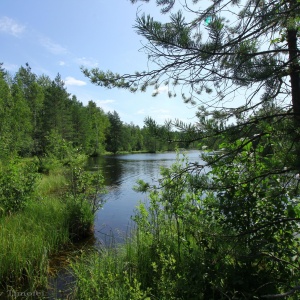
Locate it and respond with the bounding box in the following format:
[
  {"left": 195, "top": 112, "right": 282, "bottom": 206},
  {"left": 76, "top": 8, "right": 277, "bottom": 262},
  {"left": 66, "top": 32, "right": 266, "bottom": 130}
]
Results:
[
  {"left": 59, "top": 61, "right": 66, "bottom": 66},
  {"left": 64, "top": 76, "right": 86, "bottom": 86},
  {"left": 2, "top": 62, "right": 19, "bottom": 72},
  {"left": 145, "top": 108, "right": 172, "bottom": 123},
  {"left": 152, "top": 85, "right": 169, "bottom": 95},
  {"left": 157, "top": 114, "right": 173, "bottom": 121},
  {"left": 152, "top": 108, "right": 169, "bottom": 114},
  {"left": 136, "top": 109, "right": 145, "bottom": 115},
  {"left": 135, "top": 107, "right": 171, "bottom": 122},
  {"left": 40, "top": 37, "right": 68, "bottom": 55},
  {"left": 0, "top": 17, "right": 25, "bottom": 37},
  {"left": 76, "top": 57, "right": 99, "bottom": 68},
  {"left": 95, "top": 99, "right": 115, "bottom": 112},
  {"left": 97, "top": 99, "right": 115, "bottom": 104}
]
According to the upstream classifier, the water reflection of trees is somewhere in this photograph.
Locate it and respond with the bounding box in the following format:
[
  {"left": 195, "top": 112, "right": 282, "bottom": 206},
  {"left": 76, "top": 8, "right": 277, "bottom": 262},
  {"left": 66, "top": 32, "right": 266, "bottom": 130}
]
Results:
[{"left": 88, "top": 156, "right": 124, "bottom": 187}]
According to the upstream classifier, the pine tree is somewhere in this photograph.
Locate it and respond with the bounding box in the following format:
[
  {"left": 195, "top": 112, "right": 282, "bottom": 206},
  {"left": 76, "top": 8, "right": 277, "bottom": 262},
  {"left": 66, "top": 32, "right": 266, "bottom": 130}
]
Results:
[
  {"left": 82, "top": 1, "right": 300, "bottom": 297},
  {"left": 106, "top": 111, "right": 123, "bottom": 154}
]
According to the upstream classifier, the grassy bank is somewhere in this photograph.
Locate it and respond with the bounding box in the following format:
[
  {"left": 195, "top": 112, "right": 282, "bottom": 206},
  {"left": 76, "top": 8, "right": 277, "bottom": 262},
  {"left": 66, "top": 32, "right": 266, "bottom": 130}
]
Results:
[
  {"left": 69, "top": 201, "right": 207, "bottom": 300},
  {"left": 0, "top": 197, "right": 70, "bottom": 290},
  {"left": 69, "top": 157, "right": 208, "bottom": 299},
  {"left": 0, "top": 157, "right": 100, "bottom": 296},
  {"left": 70, "top": 229, "right": 153, "bottom": 300}
]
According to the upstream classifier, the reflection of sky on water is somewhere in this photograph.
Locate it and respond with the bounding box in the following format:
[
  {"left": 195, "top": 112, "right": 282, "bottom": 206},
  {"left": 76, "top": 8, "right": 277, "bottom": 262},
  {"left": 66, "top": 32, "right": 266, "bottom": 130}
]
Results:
[{"left": 89, "top": 151, "right": 204, "bottom": 245}]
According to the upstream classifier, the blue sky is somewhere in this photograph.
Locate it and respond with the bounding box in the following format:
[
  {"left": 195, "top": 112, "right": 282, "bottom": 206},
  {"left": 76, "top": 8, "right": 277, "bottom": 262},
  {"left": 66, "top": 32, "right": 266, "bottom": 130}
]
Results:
[{"left": 1, "top": 0, "right": 197, "bottom": 127}]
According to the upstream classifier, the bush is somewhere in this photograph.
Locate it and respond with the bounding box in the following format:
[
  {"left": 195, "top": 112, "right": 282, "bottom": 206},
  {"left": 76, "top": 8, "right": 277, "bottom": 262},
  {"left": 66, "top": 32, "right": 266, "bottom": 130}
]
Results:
[
  {"left": 0, "top": 159, "right": 39, "bottom": 215},
  {"left": 64, "top": 155, "right": 106, "bottom": 240},
  {"left": 71, "top": 151, "right": 300, "bottom": 299},
  {"left": 66, "top": 195, "right": 95, "bottom": 241}
]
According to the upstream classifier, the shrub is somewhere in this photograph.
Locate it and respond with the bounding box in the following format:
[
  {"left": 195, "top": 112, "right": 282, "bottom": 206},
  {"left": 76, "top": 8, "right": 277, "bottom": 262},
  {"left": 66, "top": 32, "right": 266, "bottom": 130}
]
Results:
[{"left": 0, "top": 159, "right": 39, "bottom": 215}]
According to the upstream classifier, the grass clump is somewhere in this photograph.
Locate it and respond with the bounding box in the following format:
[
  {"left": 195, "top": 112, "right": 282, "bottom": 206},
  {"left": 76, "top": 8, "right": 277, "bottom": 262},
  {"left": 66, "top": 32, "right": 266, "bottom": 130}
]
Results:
[
  {"left": 70, "top": 242, "right": 152, "bottom": 300},
  {"left": 70, "top": 209, "right": 208, "bottom": 300},
  {"left": 0, "top": 197, "right": 70, "bottom": 290},
  {"left": 36, "top": 168, "right": 67, "bottom": 196}
]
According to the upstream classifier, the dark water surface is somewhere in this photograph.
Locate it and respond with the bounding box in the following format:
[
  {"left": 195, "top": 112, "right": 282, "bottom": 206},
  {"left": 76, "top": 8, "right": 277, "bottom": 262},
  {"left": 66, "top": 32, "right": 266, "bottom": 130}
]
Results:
[{"left": 88, "top": 150, "right": 204, "bottom": 245}]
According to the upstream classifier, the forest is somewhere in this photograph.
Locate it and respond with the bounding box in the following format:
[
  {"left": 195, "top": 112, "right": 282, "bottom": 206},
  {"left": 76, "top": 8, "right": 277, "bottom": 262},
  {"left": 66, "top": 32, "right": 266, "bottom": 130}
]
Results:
[{"left": 0, "top": 62, "right": 193, "bottom": 161}]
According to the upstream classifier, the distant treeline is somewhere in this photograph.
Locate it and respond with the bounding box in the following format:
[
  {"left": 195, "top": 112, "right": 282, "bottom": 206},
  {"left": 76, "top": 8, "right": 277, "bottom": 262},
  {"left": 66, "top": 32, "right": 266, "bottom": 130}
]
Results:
[{"left": 0, "top": 63, "right": 195, "bottom": 158}]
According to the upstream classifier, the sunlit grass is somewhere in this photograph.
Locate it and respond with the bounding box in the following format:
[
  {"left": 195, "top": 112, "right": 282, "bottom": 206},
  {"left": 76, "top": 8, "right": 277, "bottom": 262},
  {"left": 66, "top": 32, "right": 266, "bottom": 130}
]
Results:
[
  {"left": 70, "top": 219, "right": 189, "bottom": 300},
  {"left": 0, "top": 167, "right": 70, "bottom": 291},
  {"left": 70, "top": 206, "right": 209, "bottom": 299},
  {"left": 70, "top": 235, "right": 152, "bottom": 300},
  {"left": 0, "top": 197, "right": 70, "bottom": 290},
  {"left": 36, "top": 168, "right": 67, "bottom": 196},
  {"left": 0, "top": 160, "right": 99, "bottom": 296}
]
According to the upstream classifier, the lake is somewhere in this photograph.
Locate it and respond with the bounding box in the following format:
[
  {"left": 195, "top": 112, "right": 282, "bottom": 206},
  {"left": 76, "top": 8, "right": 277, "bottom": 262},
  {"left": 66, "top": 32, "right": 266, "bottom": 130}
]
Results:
[{"left": 87, "top": 150, "right": 204, "bottom": 245}]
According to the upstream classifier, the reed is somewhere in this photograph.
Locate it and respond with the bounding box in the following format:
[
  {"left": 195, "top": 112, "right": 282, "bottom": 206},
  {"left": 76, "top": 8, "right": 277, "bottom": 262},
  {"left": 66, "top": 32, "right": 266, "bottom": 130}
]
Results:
[
  {"left": 0, "top": 197, "right": 70, "bottom": 290},
  {"left": 69, "top": 200, "right": 208, "bottom": 300},
  {"left": 69, "top": 219, "right": 186, "bottom": 300},
  {"left": 70, "top": 240, "right": 152, "bottom": 300}
]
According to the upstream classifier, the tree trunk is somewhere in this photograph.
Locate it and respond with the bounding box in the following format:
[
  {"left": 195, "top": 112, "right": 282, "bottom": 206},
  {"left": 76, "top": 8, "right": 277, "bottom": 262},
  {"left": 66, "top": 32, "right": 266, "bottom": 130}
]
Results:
[
  {"left": 287, "top": 28, "right": 300, "bottom": 117},
  {"left": 287, "top": 16, "right": 300, "bottom": 168}
]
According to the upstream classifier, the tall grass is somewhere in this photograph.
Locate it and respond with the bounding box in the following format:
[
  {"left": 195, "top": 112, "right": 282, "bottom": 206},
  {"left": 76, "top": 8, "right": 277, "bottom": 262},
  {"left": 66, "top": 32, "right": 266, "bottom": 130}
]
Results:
[
  {"left": 0, "top": 162, "right": 97, "bottom": 294},
  {"left": 70, "top": 234, "right": 152, "bottom": 300},
  {"left": 36, "top": 168, "right": 67, "bottom": 196},
  {"left": 0, "top": 197, "right": 70, "bottom": 290},
  {"left": 69, "top": 208, "right": 208, "bottom": 300},
  {"left": 69, "top": 154, "right": 300, "bottom": 300}
]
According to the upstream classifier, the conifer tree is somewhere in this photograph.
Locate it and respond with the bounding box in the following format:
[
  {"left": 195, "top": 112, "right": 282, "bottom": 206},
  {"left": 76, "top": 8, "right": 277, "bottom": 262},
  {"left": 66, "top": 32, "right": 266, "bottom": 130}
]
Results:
[
  {"left": 82, "top": 1, "right": 300, "bottom": 297},
  {"left": 82, "top": 0, "right": 300, "bottom": 149}
]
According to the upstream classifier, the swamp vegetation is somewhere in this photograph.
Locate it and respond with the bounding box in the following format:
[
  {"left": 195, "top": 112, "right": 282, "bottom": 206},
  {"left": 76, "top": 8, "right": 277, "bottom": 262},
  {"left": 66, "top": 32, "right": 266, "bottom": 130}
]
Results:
[
  {"left": 2, "top": 0, "right": 300, "bottom": 298},
  {"left": 0, "top": 151, "right": 104, "bottom": 298}
]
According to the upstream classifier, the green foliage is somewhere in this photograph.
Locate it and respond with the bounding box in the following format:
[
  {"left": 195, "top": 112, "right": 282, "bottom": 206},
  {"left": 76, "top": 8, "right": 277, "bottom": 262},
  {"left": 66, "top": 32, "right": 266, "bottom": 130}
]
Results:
[
  {"left": 142, "top": 117, "right": 179, "bottom": 152},
  {"left": 77, "top": 0, "right": 300, "bottom": 298},
  {"left": 0, "top": 71, "right": 33, "bottom": 158},
  {"left": 0, "top": 151, "right": 106, "bottom": 291},
  {"left": 0, "top": 159, "right": 39, "bottom": 215},
  {"left": 14, "top": 64, "right": 45, "bottom": 155},
  {"left": 67, "top": 157, "right": 106, "bottom": 210},
  {"left": 135, "top": 11, "right": 193, "bottom": 48},
  {"left": 106, "top": 111, "right": 123, "bottom": 154},
  {"left": 84, "top": 100, "right": 109, "bottom": 155},
  {"left": 202, "top": 149, "right": 300, "bottom": 297},
  {"left": 36, "top": 167, "right": 67, "bottom": 196},
  {"left": 64, "top": 155, "right": 106, "bottom": 240},
  {"left": 35, "top": 145, "right": 105, "bottom": 241},
  {"left": 72, "top": 146, "right": 300, "bottom": 299},
  {"left": 45, "top": 129, "right": 74, "bottom": 161},
  {"left": 0, "top": 64, "right": 116, "bottom": 159},
  {"left": 141, "top": 139, "right": 300, "bottom": 298},
  {"left": 0, "top": 64, "right": 112, "bottom": 293},
  {"left": 0, "top": 63, "right": 191, "bottom": 158},
  {"left": 65, "top": 195, "right": 95, "bottom": 241},
  {"left": 71, "top": 249, "right": 152, "bottom": 300}
]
